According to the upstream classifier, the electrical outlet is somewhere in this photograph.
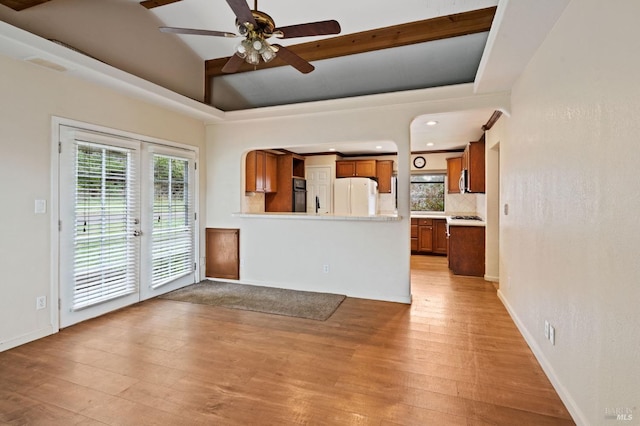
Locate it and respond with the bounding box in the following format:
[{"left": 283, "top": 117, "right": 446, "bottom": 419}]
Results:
[
  {"left": 322, "top": 264, "right": 330, "bottom": 273},
  {"left": 549, "top": 325, "right": 555, "bottom": 345},
  {"left": 36, "top": 296, "right": 46, "bottom": 310},
  {"left": 544, "top": 320, "right": 550, "bottom": 339}
]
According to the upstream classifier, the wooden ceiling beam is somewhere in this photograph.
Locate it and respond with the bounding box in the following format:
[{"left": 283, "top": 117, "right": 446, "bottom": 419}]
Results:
[
  {"left": 205, "top": 6, "right": 496, "bottom": 78},
  {"left": 0, "top": 0, "right": 50, "bottom": 11},
  {"left": 140, "top": 0, "right": 182, "bottom": 10}
]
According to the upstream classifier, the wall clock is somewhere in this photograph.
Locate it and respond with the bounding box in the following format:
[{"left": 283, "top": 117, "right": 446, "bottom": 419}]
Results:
[{"left": 413, "top": 156, "right": 426, "bottom": 169}]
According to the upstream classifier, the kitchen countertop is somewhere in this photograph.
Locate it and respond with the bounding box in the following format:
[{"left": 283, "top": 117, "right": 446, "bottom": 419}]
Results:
[
  {"left": 233, "top": 212, "right": 402, "bottom": 222},
  {"left": 410, "top": 213, "right": 447, "bottom": 219},
  {"left": 446, "top": 216, "right": 486, "bottom": 227}
]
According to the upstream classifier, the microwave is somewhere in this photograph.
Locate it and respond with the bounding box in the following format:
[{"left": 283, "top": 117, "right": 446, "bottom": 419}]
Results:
[{"left": 459, "top": 169, "right": 468, "bottom": 193}]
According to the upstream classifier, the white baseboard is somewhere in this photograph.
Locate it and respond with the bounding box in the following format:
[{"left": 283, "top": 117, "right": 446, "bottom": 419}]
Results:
[
  {"left": 484, "top": 274, "right": 499, "bottom": 282},
  {"left": 497, "top": 290, "right": 588, "bottom": 426},
  {"left": 0, "top": 326, "right": 55, "bottom": 352}
]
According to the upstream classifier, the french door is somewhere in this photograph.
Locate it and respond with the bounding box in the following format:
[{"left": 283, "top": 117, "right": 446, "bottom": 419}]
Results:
[{"left": 58, "top": 126, "right": 197, "bottom": 327}]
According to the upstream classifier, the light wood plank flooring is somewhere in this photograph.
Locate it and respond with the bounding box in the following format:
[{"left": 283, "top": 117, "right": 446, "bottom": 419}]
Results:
[{"left": 0, "top": 256, "right": 574, "bottom": 425}]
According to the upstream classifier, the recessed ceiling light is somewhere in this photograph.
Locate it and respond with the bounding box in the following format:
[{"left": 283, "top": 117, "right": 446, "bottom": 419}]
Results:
[
  {"left": 329, "top": 148, "right": 336, "bottom": 151},
  {"left": 426, "top": 120, "right": 438, "bottom": 126},
  {"left": 375, "top": 146, "right": 382, "bottom": 150},
  {"left": 426, "top": 142, "right": 435, "bottom": 147}
]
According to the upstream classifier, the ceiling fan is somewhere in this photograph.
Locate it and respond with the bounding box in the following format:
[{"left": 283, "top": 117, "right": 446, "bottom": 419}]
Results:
[{"left": 159, "top": 0, "right": 341, "bottom": 74}]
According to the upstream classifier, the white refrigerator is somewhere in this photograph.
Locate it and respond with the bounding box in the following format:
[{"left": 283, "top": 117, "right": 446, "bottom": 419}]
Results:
[{"left": 334, "top": 177, "right": 378, "bottom": 216}]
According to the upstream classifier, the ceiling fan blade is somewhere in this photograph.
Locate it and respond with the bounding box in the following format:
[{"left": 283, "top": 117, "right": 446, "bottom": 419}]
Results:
[
  {"left": 272, "top": 44, "right": 314, "bottom": 74},
  {"left": 160, "top": 27, "right": 237, "bottom": 37},
  {"left": 275, "top": 20, "right": 341, "bottom": 39},
  {"left": 221, "top": 54, "right": 246, "bottom": 73},
  {"left": 225, "top": 0, "right": 256, "bottom": 27}
]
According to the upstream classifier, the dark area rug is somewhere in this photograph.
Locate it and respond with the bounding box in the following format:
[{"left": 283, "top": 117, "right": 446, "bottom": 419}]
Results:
[{"left": 158, "top": 281, "right": 346, "bottom": 321}]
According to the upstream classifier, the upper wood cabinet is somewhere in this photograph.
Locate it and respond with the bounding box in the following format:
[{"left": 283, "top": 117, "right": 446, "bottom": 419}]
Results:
[
  {"left": 446, "top": 157, "right": 462, "bottom": 194},
  {"left": 264, "top": 152, "right": 277, "bottom": 193},
  {"left": 265, "top": 153, "right": 305, "bottom": 212},
  {"left": 336, "top": 159, "right": 377, "bottom": 178},
  {"left": 376, "top": 160, "right": 393, "bottom": 193},
  {"left": 245, "top": 150, "right": 277, "bottom": 193},
  {"left": 463, "top": 140, "right": 485, "bottom": 193},
  {"left": 335, "top": 161, "right": 355, "bottom": 178}
]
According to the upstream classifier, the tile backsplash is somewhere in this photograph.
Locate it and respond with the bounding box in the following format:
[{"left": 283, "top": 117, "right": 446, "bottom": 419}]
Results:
[
  {"left": 243, "top": 192, "right": 265, "bottom": 213},
  {"left": 445, "top": 192, "right": 481, "bottom": 215}
]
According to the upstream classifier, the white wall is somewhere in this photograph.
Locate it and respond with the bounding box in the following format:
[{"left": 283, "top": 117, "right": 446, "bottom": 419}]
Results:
[
  {"left": 499, "top": 0, "right": 640, "bottom": 424},
  {"left": 0, "top": 53, "right": 206, "bottom": 351},
  {"left": 206, "top": 85, "right": 509, "bottom": 302}
]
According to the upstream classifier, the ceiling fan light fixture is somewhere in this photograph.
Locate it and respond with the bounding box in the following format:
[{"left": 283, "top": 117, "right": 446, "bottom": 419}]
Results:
[
  {"left": 246, "top": 49, "right": 260, "bottom": 65},
  {"left": 260, "top": 45, "right": 277, "bottom": 63},
  {"left": 235, "top": 41, "right": 248, "bottom": 58},
  {"left": 252, "top": 39, "right": 263, "bottom": 51}
]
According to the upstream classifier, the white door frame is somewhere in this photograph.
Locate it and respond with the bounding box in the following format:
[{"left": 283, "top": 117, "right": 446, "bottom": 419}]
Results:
[{"left": 50, "top": 117, "right": 199, "bottom": 330}]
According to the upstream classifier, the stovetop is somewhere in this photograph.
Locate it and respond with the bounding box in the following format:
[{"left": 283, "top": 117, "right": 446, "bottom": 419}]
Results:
[{"left": 450, "top": 215, "right": 483, "bottom": 220}]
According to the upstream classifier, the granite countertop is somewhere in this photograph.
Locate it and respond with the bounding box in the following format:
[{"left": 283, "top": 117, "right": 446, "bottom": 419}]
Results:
[
  {"left": 410, "top": 213, "right": 447, "bottom": 219},
  {"left": 233, "top": 212, "right": 402, "bottom": 222},
  {"left": 446, "top": 216, "right": 486, "bottom": 227}
]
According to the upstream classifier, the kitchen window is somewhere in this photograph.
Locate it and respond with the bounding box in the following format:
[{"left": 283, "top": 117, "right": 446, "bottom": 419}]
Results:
[{"left": 410, "top": 173, "right": 445, "bottom": 212}]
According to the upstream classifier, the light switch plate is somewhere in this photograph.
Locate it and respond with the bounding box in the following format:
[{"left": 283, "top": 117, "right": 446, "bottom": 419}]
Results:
[{"left": 35, "top": 199, "right": 47, "bottom": 214}]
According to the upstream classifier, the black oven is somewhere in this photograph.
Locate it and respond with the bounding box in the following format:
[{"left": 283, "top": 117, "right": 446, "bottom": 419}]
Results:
[{"left": 292, "top": 178, "right": 307, "bottom": 212}]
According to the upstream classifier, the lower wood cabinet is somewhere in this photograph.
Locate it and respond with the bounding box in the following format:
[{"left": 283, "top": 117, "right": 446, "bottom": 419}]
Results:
[
  {"left": 433, "top": 220, "right": 448, "bottom": 254},
  {"left": 411, "top": 218, "right": 446, "bottom": 255},
  {"left": 448, "top": 225, "right": 485, "bottom": 277},
  {"left": 206, "top": 228, "right": 239, "bottom": 280}
]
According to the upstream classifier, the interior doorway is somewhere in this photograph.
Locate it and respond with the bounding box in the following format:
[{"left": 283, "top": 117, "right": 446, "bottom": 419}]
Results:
[{"left": 305, "top": 165, "right": 332, "bottom": 213}]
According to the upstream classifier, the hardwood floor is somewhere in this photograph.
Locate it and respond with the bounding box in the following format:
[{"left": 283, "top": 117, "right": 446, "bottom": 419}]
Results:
[{"left": 0, "top": 256, "right": 574, "bottom": 425}]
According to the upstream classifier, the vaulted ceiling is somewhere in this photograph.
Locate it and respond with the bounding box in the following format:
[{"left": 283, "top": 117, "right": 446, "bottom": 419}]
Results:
[
  {"left": 0, "top": 0, "right": 497, "bottom": 111},
  {"left": 0, "top": 0, "right": 570, "bottom": 153}
]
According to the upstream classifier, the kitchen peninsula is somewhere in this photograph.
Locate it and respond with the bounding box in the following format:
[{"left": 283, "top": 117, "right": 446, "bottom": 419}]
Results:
[
  {"left": 234, "top": 212, "right": 401, "bottom": 222},
  {"left": 446, "top": 215, "right": 486, "bottom": 277}
]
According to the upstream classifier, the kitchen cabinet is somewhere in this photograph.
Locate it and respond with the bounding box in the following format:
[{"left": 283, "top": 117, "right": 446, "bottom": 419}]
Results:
[
  {"left": 417, "top": 219, "right": 433, "bottom": 252},
  {"left": 265, "top": 153, "right": 305, "bottom": 212},
  {"left": 245, "top": 150, "right": 277, "bottom": 193},
  {"left": 433, "top": 220, "right": 448, "bottom": 254},
  {"left": 410, "top": 220, "right": 418, "bottom": 251},
  {"left": 376, "top": 160, "right": 393, "bottom": 193},
  {"left": 411, "top": 218, "right": 446, "bottom": 255},
  {"left": 336, "top": 160, "right": 377, "bottom": 178},
  {"left": 446, "top": 157, "right": 462, "bottom": 194},
  {"left": 461, "top": 140, "right": 485, "bottom": 193},
  {"left": 448, "top": 225, "right": 485, "bottom": 276}
]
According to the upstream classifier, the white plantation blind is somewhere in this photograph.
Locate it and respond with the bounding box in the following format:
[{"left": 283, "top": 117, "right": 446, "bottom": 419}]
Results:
[
  {"left": 73, "top": 142, "right": 139, "bottom": 310},
  {"left": 151, "top": 153, "right": 194, "bottom": 288}
]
